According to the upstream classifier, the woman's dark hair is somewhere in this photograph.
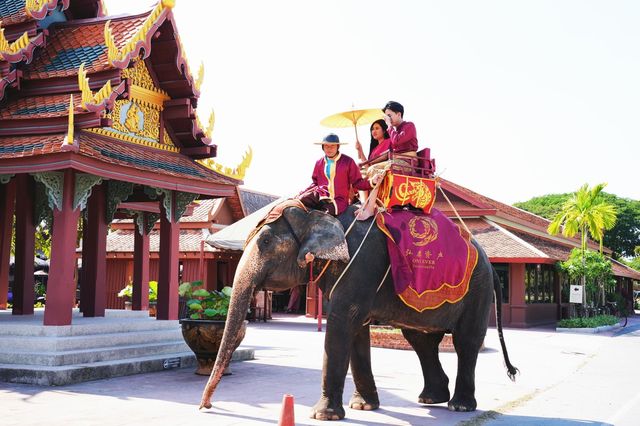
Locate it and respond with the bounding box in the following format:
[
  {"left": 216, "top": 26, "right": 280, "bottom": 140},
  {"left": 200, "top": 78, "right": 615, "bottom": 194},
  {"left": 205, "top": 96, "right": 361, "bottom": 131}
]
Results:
[{"left": 369, "top": 119, "right": 390, "bottom": 156}]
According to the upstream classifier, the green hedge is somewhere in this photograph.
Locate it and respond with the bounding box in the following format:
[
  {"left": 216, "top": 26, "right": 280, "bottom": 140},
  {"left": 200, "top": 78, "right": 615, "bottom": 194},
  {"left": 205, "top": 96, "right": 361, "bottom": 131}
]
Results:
[{"left": 557, "top": 315, "right": 619, "bottom": 328}]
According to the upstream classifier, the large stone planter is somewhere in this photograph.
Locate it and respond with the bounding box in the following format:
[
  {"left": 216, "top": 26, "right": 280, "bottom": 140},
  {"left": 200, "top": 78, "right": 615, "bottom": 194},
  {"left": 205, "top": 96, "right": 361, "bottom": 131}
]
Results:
[{"left": 179, "top": 319, "right": 247, "bottom": 375}]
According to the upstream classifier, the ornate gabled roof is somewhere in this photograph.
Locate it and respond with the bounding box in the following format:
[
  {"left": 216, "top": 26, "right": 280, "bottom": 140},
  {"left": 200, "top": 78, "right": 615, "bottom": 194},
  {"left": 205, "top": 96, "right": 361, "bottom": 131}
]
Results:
[{"left": 0, "top": 0, "right": 252, "bottom": 193}]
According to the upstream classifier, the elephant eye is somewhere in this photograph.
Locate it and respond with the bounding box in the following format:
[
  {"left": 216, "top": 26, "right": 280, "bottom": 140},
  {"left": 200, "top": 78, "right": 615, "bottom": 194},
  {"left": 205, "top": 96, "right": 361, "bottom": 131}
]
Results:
[{"left": 262, "top": 237, "right": 271, "bottom": 246}]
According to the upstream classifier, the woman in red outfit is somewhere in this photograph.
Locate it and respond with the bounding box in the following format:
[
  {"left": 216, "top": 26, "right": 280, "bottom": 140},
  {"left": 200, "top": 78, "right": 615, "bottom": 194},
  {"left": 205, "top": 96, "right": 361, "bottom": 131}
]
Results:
[{"left": 355, "top": 119, "right": 391, "bottom": 163}]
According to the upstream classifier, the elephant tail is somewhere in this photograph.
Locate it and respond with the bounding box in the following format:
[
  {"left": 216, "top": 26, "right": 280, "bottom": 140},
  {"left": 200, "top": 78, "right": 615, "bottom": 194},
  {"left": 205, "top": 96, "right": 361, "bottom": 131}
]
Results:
[{"left": 493, "top": 267, "right": 519, "bottom": 381}]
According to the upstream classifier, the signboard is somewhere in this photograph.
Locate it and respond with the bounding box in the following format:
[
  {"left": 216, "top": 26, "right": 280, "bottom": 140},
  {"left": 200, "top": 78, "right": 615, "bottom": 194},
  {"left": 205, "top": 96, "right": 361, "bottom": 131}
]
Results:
[
  {"left": 569, "top": 285, "right": 583, "bottom": 304},
  {"left": 163, "top": 357, "right": 181, "bottom": 369}
]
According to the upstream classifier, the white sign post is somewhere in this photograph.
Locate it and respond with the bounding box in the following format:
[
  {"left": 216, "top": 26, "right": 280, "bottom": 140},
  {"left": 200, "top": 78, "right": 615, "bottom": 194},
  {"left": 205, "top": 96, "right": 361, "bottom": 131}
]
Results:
[{"left": 569, "top": 285, "right": 583, "bottom": 304}]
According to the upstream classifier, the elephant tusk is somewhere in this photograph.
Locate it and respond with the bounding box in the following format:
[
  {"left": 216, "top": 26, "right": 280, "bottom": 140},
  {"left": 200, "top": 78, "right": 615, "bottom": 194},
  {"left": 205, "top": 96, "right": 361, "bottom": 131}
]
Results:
[{"left": 305, "top": 252, "right": 315, "bottom": 264}]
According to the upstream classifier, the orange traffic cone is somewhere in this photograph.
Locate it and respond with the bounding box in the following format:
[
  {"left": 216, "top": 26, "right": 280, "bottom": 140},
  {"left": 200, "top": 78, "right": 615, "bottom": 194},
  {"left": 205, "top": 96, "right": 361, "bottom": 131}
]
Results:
[{"left": 278, "top": 394, "right": 295, "bottom": 426}]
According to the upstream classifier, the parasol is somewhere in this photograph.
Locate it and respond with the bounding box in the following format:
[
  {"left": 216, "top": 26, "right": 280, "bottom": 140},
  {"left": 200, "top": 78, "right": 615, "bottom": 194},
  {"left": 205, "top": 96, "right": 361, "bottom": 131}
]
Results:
[{"left": 320, "top": 108, "right": 384, "bottom": 143}]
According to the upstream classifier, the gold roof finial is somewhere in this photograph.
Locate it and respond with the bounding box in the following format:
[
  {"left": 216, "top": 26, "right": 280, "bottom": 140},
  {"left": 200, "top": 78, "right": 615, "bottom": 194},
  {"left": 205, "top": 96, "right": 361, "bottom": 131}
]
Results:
[
  {"left": 104, "top": 1, "right": 174, "bottom": 66},
  {"left": 0, "top": 21, "right": 32, "bottom": 60},
  {"left": 78, "top": 62, "right": 113, "bottom": 110},
  {"left": 197, "top": 146, "right": 253, "bottom": 180},
  {"left": 205, "top": 110, "right": 215, "bottom": 139},
  {"left": 25, "top": 0, "right": 48, "bottom": 17},
  {"left": 195, "top": 62, "right": 204, "bottom": 92},
  {"left": 63, "top": 94, "right": 74, "bottom": 145}
]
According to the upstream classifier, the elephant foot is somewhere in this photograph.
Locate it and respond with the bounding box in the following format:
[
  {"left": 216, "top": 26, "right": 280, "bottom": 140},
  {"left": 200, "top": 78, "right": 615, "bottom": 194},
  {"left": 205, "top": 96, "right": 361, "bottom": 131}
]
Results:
[
  {"left": 310, "top": 396, "right": 345, "bottom": 421},
  {"left": 418, "top": 388, "right": 450, "bottom": 405},
  {"left": 447, "top": 394, "right": 477, "bottom": 412},
  {"left": 349, "top": 391, "right": 380, "bottom": 411}
]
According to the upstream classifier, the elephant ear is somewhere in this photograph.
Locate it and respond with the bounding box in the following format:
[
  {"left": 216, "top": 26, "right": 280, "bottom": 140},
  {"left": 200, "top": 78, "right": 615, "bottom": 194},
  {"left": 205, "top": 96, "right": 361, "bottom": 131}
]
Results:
[{"left": 282, "top": 208, "right": 350, "bottom": 266}]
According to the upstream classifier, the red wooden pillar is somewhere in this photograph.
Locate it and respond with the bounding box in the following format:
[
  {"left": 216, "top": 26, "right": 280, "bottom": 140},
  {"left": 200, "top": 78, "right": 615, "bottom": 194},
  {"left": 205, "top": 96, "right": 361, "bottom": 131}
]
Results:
[
  {"left": 509, "top": 263, "right": 527, "bottom": 328},
  {"left": 157, "top": 193, "right": 179, "bottom": 320},
  {"left": 44, "top": 170, "right": 80, "bottom": 325},
  {"left": 13, "top": 174, "right": 35, "bottom": 316},
  {"left": 0, "top": 179, "right": 16, "bottom": 310},
  {"left": 80, "top": 183, "right": 107, "bottom": 317},
  {"left": 132, "top": 213, "right": 150, "bottom": 311}
]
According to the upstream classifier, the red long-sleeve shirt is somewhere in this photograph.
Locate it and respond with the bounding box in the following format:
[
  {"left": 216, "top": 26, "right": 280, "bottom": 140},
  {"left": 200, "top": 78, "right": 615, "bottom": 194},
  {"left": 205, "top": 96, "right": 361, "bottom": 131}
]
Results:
[
  {"left": 388, "top": 121, "right": 418, "bottom": 153},
  {"left": 304, "top": 153, "right": 372, "bottom": 215}
]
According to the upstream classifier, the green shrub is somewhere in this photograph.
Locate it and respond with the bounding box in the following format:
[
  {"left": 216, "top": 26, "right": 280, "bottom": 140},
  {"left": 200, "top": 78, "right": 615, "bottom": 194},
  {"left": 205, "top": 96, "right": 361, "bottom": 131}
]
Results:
[
  {"left": 557, "top": 315, "right": 619, "bottom": 328},
  {"left": 117, "top": 280, "right": 158, "bottom": 302},
  {"left": 178, "top": 281, "right": 231, "bottom": 320}
]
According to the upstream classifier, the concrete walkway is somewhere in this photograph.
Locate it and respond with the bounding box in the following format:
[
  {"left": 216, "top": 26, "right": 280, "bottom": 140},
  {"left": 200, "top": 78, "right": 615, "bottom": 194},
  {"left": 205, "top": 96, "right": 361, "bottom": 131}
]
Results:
[{"left": 1, "top": 313, "right": 639, "bottom": 426}]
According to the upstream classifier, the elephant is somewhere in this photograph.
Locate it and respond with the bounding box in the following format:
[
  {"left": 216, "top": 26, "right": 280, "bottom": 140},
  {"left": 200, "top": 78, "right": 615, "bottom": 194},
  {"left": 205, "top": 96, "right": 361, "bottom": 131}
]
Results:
[{"left": 199, "top": 201, "right": 518, "bottom": 421}]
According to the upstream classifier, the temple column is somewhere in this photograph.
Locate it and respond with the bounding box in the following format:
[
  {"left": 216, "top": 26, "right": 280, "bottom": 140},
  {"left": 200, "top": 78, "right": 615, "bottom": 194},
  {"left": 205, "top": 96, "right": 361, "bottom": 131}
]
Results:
[
  {"left": 509, "top": 263, "right": 527, "bottom": 328},
  {"left": 132, "top": 213, "right": 150, "bottom": 311},
  {"left": 44, "top": 170, "right": 81, "bottom": 325},
  {"left": 0, "top": 178, "right": 16, "bottom": 310},
  {"left": 80, "top": 183, "right": 107, "bottom": 317},
  {"left": 157, "top": 192, "right": 179, "bottom": 320},
  {"left": 13, "top": 174, "right": 35, "bottom": 316}
]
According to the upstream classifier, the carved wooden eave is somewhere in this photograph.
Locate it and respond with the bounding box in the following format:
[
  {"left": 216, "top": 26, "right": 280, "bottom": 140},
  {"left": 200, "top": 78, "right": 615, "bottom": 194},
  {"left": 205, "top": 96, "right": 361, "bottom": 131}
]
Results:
[{"left": 0, "top": 26, "right": 46, "bottom": 64}]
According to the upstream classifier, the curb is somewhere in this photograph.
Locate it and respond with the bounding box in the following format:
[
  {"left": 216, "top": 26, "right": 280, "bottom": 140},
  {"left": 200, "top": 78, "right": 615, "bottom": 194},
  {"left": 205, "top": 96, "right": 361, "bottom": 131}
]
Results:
[{"left": 555, "top": 324, "right": 619, "bottom": 334}]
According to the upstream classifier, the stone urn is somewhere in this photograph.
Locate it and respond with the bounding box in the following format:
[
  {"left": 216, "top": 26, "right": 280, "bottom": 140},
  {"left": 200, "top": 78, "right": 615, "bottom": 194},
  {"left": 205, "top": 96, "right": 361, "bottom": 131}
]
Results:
[{"left": 179, "top": 319, "right": 247, "bottom": 375}]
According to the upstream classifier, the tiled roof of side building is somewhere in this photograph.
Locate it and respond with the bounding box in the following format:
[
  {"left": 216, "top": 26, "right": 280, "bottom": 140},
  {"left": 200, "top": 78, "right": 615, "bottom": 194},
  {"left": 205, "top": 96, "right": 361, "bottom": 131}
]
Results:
[
  {"left": 509, "top": 229, "right": 573, "bottom": 260},
  {"left": 180, "top": 199, "right": 223, "bottom": 223},
  {"left": 106, "top": 228, "right": 218, "bottom": 253},
  {"left": 441, "top": 179, "right": 552, "bottom": 229},
  {"left": 239, "top": 188, "right": 281, "bottom": 215},
  {"left": 23, "top": 14, "right": 149, "bottom": 80},
  {"left": 461, "top": 218, "right": 547, "bottom": 259}
]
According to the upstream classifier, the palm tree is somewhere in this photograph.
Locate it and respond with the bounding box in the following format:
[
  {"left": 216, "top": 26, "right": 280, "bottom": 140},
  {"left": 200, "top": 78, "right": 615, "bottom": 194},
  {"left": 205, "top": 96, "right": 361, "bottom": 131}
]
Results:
[{"left": 548, "top": 183, "right": 617, "bottom": 305}]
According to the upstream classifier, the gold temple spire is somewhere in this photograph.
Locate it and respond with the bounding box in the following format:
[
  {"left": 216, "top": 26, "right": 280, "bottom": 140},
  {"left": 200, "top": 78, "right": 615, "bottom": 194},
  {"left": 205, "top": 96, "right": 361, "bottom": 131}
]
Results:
[{"left": 63, "top": 94, "right": 74, "bottom": 145}]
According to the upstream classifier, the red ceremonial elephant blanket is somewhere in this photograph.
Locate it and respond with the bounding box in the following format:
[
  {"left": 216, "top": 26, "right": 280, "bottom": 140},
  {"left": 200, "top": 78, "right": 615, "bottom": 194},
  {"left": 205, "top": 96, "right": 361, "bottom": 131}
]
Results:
[{"left": 376, "top": 208, "right": 478, "bottom": 311}]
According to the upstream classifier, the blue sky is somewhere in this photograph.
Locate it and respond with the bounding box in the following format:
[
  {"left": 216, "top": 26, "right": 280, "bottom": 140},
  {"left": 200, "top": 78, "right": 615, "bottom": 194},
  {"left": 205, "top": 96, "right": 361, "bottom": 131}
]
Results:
[{"left": 106, "top": 0, "right": 640, "bottom": 204}]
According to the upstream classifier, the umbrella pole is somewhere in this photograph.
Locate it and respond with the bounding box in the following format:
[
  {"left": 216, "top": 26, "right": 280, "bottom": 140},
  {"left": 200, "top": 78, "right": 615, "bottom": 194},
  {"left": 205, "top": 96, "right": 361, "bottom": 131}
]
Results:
[{"left": 354, "top": 123, "right": 359, "bottom": 143}]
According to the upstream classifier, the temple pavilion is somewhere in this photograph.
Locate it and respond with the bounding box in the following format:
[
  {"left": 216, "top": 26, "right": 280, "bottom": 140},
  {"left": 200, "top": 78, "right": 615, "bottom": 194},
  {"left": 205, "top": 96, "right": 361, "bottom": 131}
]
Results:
[{"left": 0, "top": 0, "right": 251, "bottom": 325}]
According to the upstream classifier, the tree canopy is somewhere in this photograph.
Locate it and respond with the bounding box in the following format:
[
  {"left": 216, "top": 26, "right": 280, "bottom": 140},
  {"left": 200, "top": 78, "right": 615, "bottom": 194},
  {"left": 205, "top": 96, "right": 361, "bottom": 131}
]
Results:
[{"left": 515, "top": 191, "right": 640, "bottom": 258}]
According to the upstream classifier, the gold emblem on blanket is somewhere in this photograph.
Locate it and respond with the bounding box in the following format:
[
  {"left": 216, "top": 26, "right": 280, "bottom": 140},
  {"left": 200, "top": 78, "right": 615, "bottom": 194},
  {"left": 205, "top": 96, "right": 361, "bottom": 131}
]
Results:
[{"left": 408, "top": 216, "right": 438, "bottom": 247}]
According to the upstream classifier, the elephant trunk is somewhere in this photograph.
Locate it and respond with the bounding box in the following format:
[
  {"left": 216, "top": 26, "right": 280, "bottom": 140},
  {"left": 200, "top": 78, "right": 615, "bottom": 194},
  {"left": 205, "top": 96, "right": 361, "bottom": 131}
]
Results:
[{"left": 199, "top": 245, "right": 260, "bottom": 409}]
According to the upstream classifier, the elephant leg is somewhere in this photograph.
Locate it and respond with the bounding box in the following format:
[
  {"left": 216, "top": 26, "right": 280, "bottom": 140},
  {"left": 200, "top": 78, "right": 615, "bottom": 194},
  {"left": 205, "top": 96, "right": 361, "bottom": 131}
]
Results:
[
  {"left": 401, "top": 329, "right": 450, "bottom": 405},
  {"left": 310, "top": 315, "right": 353, "bottom": 420},
  {"left": 448, "top": 332, "right": 484, "bottom": 412},
  {"left": 348, "top": 324, "right": 380, "bottom": 411}
]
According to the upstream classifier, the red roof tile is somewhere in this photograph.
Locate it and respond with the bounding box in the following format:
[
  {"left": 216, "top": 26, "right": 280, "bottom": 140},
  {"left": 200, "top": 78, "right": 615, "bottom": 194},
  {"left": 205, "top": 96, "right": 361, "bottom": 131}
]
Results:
[
  {"left": 0, "top": 133, "right": 63, "bottom": 158},
  {"left": 106, "top": 228, "right": 217, "bottom": 253},
  {"left": 462, "top": 218, "right": 547, "bottom": 259},
  {"left": 23, "top": 14, "right": 149, "bottom": 80},
  {"left": 0, "top": 93, "right": 78, "bottom": 120}
]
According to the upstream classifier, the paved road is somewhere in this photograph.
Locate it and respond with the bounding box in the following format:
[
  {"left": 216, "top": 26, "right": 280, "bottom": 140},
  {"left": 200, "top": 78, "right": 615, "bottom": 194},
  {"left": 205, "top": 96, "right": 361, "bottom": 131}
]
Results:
[{"left": 1, "top": 314, "right": 639, "bottom": 425}]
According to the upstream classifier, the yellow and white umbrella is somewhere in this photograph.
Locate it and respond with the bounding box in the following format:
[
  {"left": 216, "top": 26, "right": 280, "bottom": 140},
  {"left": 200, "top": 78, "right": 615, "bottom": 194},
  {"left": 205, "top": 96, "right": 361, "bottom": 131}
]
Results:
[{"left": 320, "top": 108, "right": 384, "bottom": 142}]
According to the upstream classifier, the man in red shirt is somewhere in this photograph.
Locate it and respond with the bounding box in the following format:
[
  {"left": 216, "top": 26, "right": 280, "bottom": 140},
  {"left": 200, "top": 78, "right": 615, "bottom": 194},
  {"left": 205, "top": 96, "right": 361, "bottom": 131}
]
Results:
[
  {"left": 297, "top": 134, "right": 378, "bottom": 216},
  {"left": 383, "top": 101, "right": 418, "bottom": 155}
]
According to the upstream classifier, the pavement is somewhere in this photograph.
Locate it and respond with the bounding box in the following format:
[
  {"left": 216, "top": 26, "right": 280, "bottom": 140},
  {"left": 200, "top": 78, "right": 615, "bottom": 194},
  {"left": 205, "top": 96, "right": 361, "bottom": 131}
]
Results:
[{"left": 1, "top": 313, "right": 639, "bottom": 426}]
